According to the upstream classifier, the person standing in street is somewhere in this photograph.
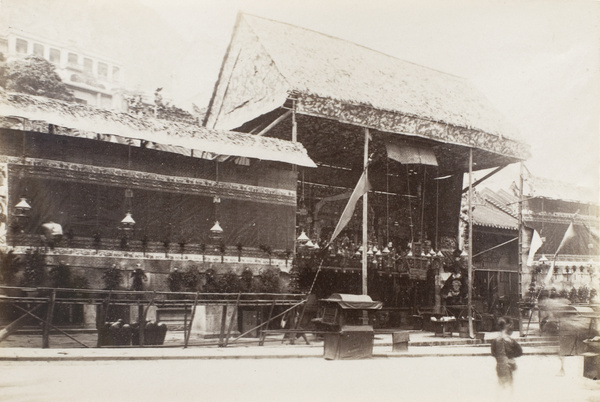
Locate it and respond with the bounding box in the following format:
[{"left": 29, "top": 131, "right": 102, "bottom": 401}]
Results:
[{"left": 490, "top": 317, "right": 523, "bottom": 396}]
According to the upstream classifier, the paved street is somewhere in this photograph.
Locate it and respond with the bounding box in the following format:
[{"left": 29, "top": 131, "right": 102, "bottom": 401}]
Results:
[{"left": 1, "top": 354, "right": 598, "bottom": 402}]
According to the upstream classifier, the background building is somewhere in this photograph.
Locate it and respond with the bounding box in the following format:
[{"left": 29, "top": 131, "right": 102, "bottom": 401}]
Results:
[{"left": 1, "top": 28, "right": 124, "bottom": 109}]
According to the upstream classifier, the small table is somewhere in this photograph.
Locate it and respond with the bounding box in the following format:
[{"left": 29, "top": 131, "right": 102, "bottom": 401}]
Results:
[{"left": 432, "top": 319, "right": 456, "bottom": 337}]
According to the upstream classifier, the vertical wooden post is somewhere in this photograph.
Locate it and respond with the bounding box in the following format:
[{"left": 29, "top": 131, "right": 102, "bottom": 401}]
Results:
[
  {"left": 266, "top": 299, "right": 276, "bottom": 328},
  {"left": 362, "top": 128, "right": 369, "bottom": 298},
  {"left": 42, "top": 290, "right": 56, "bottom": 348},
  {"left": 224, "top": 293, "right": 241, "bottom": 347},
  {"left": 184, "top": 292, "right": 199, "bottom": 348},
  {"left": 140, "top": 292, "right": 156, "bottom": 347},
  {"left": 292, "top": 103, "right": 298, "bottom": 257},
  {"left": 518, "top": 161, "right": 524, "bottom": 335},
  {"left": 138, "top": 301, "right": 144, "bottom": 347},
  {"left": 183, "top": 301, "right": 188, "bottom": 340},
  {"left": 467, "top": 149, "right": 474, "bottom": 338},
  {"left": 218, "top": 302, "right": 228, "bottom": 347}
]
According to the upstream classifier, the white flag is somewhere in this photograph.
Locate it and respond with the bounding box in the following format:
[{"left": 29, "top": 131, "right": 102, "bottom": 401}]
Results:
[
  {"left": 527, "top": 229, "right": 543, "bottom": 266},
  {"left": 329, "top": 171, "right": 370, "bottom": 244}
]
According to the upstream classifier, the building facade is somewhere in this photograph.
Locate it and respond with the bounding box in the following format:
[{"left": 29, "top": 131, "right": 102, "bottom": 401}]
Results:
[{"left": 1, "top": 29, "right": 124, "bottom": 110}]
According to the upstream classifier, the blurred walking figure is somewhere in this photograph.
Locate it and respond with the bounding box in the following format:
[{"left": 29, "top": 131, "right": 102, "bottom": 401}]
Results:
[{"left": 491, "top": 317, "right": 523, "bottom": 395}]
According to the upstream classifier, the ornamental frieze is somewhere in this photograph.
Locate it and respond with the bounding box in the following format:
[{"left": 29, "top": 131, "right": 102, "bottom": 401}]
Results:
[
  {"left": 296, "top": 93, "right": 530, "bottom": 160},
  {"left": 5, "top": 156, "right": 296, "bottom": 205}
]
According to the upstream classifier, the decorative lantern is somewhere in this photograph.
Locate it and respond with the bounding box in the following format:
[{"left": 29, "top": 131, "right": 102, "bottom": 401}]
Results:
[
  {"left": 297, "top": 230, "right": 310, "bottom": 244},
  {"left": 120, "top": 212, "right": 136, "bottom": 233},
  {"left": 209, "top": 221, "right": 224, "bottom": 243},
  {"left": 14, "top": 197, "right": 31, "bottom": 218}
]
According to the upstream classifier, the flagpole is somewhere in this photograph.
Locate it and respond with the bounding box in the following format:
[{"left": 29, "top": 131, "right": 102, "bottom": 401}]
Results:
[{"left": 362, "top": 128, "right": 369, "bottom": 296}]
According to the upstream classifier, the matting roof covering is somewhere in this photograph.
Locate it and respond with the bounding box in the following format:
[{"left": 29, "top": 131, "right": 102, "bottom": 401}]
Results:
[
  {"left": 205, "top": 13, "right": 530, "bottom": 163},
  {"left": 0, "top": 91, "right": 316, "bottom": 168}
]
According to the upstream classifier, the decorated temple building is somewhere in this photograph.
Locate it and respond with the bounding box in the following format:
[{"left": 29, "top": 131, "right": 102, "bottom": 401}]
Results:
[
  {"left": 0, "top": 14, "right": 543, "bottom": 333},
  {"left": 0, "top": 90, "right": 316, "bottom": 292},
  {"left": 203, "top": 14, "right": 531, "bottom": 321}
]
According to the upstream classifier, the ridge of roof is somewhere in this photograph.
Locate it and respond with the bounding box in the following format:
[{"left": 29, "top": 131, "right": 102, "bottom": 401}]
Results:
[
  {"left": 240, "top": 13, "right": 468, "bottom": 81},
  {"left": 238, "top": 13, "right": 525, "bottom": 146}
]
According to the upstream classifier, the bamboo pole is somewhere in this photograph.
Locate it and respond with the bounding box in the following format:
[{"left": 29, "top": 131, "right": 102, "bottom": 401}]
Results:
[
  {"left": 518, "top": 161, "right": 524, "bottom": 335},
  {"left": 218, "top": 302, "right": 229, "bottom": 347},
  {"left": 362, "top": 128, "right": 369, "bottom": 297},
  {"left": 183, "top": 300, "right": 188, "bottom": 342},
  {"left": 12, "top": 303, "right": 89, "bottom": 348},
  {"left": 184, "top": 292, "right": 199, "bottom": 348},
  {"left": 0, "top": 304, "right": 43, "bottom": 342},
  {"left": 224, "top": 293, "right": 241, "bottom": 347},
  {"left": 42, "top": 290, "right": 56, "bottom": 348},
  {"left": 230, "top": 301, "right": 304, "bottom": 344},
  {"left": 138, "top": 300, "right": 145, "bottom": 348},
  {"left": 139, "top": 292, "right": 157, "bottom": 347},
  {"left": 468, "top": 149, "right": 474, "bottom": 339}
]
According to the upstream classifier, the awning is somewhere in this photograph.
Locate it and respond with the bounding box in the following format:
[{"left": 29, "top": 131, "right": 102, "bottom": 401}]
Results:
[{"left": 0, "top": 91, "right": 316, "bottom": 168}]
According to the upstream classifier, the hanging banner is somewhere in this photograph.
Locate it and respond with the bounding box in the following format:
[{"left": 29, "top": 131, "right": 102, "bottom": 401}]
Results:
[{"left": 385, "top": 140, "right": 438, "bottom": 166}]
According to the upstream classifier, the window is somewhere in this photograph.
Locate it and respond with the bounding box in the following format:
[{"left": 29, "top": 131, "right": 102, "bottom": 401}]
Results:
[
  {"left": 112, "top": 66, "right": 120, "bottom": 82},
  {"left": 97, "top": 62, "right": 108, "bottom": 79},
  {"left": 16, "top": 38, "right": 28, "bottom": 54},
  {"left": 33, "top": 43, "right": 44, "bottom": 57},
  {"left": 83, "top": 58, "right": 93, "bottom": 74},
  {"left": 68, "top": 52, "right": 78, "bottom": 65},
  {"left": 49, "top": 48, "right": 61, "bottom": 63}
]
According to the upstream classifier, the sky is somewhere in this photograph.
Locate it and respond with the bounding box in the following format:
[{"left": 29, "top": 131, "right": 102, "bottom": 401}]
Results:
[
  {"left": 135, "top": 0, "right": 599, "bottom": 197},
  {"left": 3, "top": 0, "right": 599, "bottom": 197}
]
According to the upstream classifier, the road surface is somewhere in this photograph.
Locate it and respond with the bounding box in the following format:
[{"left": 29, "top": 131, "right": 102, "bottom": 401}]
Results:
[{"left": 1, "top": 355, "right": 598, "bottom": 402}]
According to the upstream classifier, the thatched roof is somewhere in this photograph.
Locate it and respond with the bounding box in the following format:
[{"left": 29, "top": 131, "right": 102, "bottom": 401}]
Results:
[
  {"left": 0, "top": 90, "right": 316, "bottom": 168},
  {"left": 205, "top": 13, "right": 529, "bottom": 162}
]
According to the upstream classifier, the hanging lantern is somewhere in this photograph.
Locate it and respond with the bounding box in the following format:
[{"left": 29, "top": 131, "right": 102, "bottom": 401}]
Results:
[
  {"left": 460, "top": 249, "right": 468, "bottom": 257},
  {"left": 436, "top": 250, "right": 444, "bottom": 258},
  {"left": 407, "top": 250, "right": 413, "bottom": 257},
  {"left": 538, "top": 254, "right": 548, "bottom": 265},
  {"left": 297, "top": 230, "right": 310, "bottom": 243},
  {"left": 209, "top": 221, "right": 224, "bottom": 243},
  {"left": 14, "top": 197, "right": 31, "bottom": 218},
  {"left": 305, "top": 239, "right": 314, "bottom": 248},
  {"left": 312, "top": 242, "right": 320, "bottom": 250},
  {"left": 382, "top": 247, "right": 390, "bottom": 255},
  {"left": 120, "top": 212, "right": 136, "bottom": 232}
]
